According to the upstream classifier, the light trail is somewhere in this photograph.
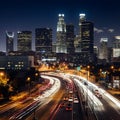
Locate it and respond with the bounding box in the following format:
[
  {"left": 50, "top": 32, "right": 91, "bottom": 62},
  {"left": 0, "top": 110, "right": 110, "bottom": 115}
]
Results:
[
  {"left": 9, "top": 75, "right": 61, "bottom": 120},
  {"left": 34, "top": 75, "right": 61, "bottom": 100},
  {"left": 73, "top": 78, "right": 104, "bottom": 111}
]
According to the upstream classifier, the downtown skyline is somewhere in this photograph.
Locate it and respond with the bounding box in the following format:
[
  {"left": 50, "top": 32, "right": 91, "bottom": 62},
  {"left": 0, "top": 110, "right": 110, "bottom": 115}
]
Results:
[{"left": 0, "top": 0, "right": 120, "bottom": 51}]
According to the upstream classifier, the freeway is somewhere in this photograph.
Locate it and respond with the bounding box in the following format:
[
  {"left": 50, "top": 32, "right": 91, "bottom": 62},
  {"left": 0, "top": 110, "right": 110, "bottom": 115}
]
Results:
[
  {"left": 45, "top": 72, "right": 120, "bottom": 120},
  {"left": 43, "top": 72, "right": 86, "bottom": 120},
  {"left": 1, "top": 71, "right": 120, "bottom": 120},
  {"left": 25, "top": 73, "right": 84, "bottom": 120},
  {"left": 9, "top": 75, "right": 61, "bottom": 120},
  {"left": 0, "top": 75, "right": 62, "bottom": 120},
  {"left": 67, "top": 73, "right": 120, "bottom": 120},
  {"left": 25, "top": 75, "right": 64, "bottom": 120}
]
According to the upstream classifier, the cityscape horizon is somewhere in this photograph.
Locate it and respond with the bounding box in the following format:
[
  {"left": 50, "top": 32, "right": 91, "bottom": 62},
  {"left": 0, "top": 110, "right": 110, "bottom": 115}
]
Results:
[
  {"left": 0, "top": 13, "right": 119, "bottom": 52},
  {"left": 0, "top": 0, "right": 120, "bottom": 51}
]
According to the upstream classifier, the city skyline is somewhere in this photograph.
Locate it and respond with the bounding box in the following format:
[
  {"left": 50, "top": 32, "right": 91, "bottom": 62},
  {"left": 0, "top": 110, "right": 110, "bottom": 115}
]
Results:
[{"left": 0, "top": 0, "right": 120, "bottom": 51}]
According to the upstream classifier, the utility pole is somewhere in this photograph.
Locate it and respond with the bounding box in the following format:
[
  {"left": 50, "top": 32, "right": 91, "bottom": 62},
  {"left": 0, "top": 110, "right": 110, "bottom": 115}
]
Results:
[{"left": 86, "top": 65, "right": 90, "bottom": 120}]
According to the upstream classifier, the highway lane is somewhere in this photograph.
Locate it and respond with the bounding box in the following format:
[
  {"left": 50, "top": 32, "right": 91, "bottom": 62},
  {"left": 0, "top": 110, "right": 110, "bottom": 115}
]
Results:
[
  {"left": 0, "top": 75, "right": 60, "bottom": 120},
  {"left": 9, "top": 75, "right": 61, "bottom": 120},
  {"left": 51, "top": 79, "right": 73, "bottom": 120},
  {"left": 3, "top": 71, "right": 120, "bottom": 120},
  {"left": 53, "top": 97, "right": 82, "bottom": 120},
  {"left": 25, "top": 76, "right": 66, "bottom": 120},
  {"left": 29, "top": 71, "right": 120, "bottom": 120},
  {"left": 51, "top": 72, "right": 120, "bottom": 120},
  {"left": 68, "top": 74, "right": 120, "bottom": 120},
  {"left": 0, "top": 97, "right": 33, "bottom": 120},
  {"left": 25, "top": 72, "right": 95, "bottom": 120},
  {"left": 34, "top": 88, "right": 65, "bottom": 120},
  {"left": 39, "top": 73, "right": 120, "bottom": 120},
  {"left": 99, "top": 98, "right": 120, "bottom": 120},
  {"left": 44, "top": 73, "right": 83, "bottom": 120}
]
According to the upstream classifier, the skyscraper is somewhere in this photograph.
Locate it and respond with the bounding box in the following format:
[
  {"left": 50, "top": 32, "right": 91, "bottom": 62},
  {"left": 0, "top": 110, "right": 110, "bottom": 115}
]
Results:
[
  {"left": 78, "top": 14, "right": 94, "bottom": 63},
  {"left": 81, "top": 21, "right": 94, "bottom": 53},
  {"left": 6, "top": 31, "right": 14, "bottom": 54},
  {"left": 66, "top": 24, "right": 75, "bottom": 53},
  {"left": 56, "top": 14, "right": 67, "bottom": 53},
  {"left": 35, "top": 28, "right": 52, "bottom": 53},
  {"left": 17, "top": 31, "right": 32, "bottom": 51},
  {"left": 112, "top": 36, "right": 120, "bottom": 58},
  {"left": 79, "top": 13, "right": 86, "bottom": 25},
  {"left": 75, "top": 13, "right": 86, "bottom": 53},
  {"left": 74, "top": 35, "right": 81, "bottom": 52},
  {"left": 98, "top": 38, "right": 108, "bottom": 62}
]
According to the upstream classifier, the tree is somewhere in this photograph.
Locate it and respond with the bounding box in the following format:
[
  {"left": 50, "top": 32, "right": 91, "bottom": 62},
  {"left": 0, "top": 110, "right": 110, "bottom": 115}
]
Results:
[{"left": 0, "top": 72, "right": 10, "bottom": 100}]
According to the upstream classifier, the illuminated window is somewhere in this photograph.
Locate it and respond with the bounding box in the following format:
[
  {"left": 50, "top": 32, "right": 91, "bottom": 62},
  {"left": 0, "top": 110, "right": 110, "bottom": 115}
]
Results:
[
  {"left": 15, "top": 65, "right": 18, "bottom": 67},
  {"left": 8, "top": 65, "right": 10, "bottom": 67},
  {"left": 83, "top": 31, "right": 90, "bottom": 37}
]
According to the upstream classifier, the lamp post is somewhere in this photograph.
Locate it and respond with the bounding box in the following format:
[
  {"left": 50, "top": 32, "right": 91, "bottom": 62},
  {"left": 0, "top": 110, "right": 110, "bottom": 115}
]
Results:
[
  {"left": 35, "top": 73, "right": 39, "bottom": 82},
  {"left": 86, "top": 65, "right": 90, "bottom": 119},
  {"left": 27, "top": 77, "right": 31, "bottom": 95},
  {"left": 110, "top": 65, "right": 114, "bottom": 89},
  {"left": 110, "top": 65, "right": 114, "bottom": 71},
  {"left": 87, "top": 66, "right": 90, "bottom": 81}
]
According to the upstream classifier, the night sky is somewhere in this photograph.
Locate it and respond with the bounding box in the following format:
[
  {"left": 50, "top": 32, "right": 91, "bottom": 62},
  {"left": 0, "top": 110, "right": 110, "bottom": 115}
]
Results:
[{"left": 0, "top": 0, "right": 120, "bottom": 51}]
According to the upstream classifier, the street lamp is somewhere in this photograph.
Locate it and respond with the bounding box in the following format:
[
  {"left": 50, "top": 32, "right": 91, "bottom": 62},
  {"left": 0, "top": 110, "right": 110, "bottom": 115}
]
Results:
[
  {"left": 27, "top": 77, "right": 31, "bottom": 95},
  {"left": 111, "top": 65, "right": 114, "bottom": 70},
  {"left": 0, "top": 72, "right": 4, "bottom": 76},
  {"left": 35, "top": 73, "right": 39, "bottom": 82},
  {"left": 86, "top": 65, "right": 90, "bottom": 119},
  {"left": 35, "top": 73, "right": 38, "bottom": 77},
  {"left": 0, "top": 72, "right": 8, "bottom": 85},
  {"left": 87, "top": 65, "right": 90, "bottom": 84}
]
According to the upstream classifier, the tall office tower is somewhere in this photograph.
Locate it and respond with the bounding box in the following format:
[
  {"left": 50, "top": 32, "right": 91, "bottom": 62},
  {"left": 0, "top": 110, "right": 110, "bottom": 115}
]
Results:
[
  {"left": 112, "top": 36, "right": 120, "bottom": 58},
  {"left": 17, "top": 31, "right": 32, "bottom": 51},
  {"left": 76, "top": 13, "right": 86, "bottom": 53},
  {"left": 80, "top": 21, "right": 94, "bottom": 53},
  {"left": 78, "top": 13, "right": 94, "bottom": 63},
  {"left": 79, "top": 13, "right": 86, "bottom": 26},
  {"left": 99, "top": 38, "right": 108, "bottom": 61},
  {"left": 56, "top": 14, "right": 67, "bottom": 53},
  {"left": 6, "top": 31, "right": 14, "bottom": 54},
  {"left": 66, "top": 24, "right": 75, "bottom": 53},
  {"left": 74, "top": 35, "right": 81, "bottom": 52},
  {"left": 35, "top": 28, "right": 52, "bottom": 53}
]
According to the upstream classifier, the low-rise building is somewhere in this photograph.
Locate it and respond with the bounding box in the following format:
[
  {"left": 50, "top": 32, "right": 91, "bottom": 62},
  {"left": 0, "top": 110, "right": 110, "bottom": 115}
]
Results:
[{"left": 0, "top": 56, "right": 34, "bottom": 70}]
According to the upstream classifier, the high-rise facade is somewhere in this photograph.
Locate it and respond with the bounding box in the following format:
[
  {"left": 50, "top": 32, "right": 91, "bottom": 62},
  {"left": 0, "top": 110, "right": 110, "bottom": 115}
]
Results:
[
  {"left": 79, "top": 13, "right": 94, "bottom": 53},
  {"left": 75, "top": 13, "right": 86, "bottom": 53},
  {"left": 112, "top": 36, "right": 120, "bottom": 62},
  {"left": 99, "top": 38, "right": 108, "bottom": 61},
  {"left": 56, "top": 14, "right": 67, "bottom": 53},
  {"left": 74, "top": 35, "right": 81, "bottom": 52},
  {"left": 112, "top": 36, "right": 120, "bottom": 58},
  {"left": 66, "top": 24, "right": 75, "bottom": 53},
  {"left": 80, "top": 21, "right": 94, "bottom": 53},
  {"left": 17, "top": 31, "right": 32, "bottom": 51},
  {"left": 78, "top": 14, "right": 94, "bottom": 63},
  {"left": 35, "top": 28, "right": 52, "bottom": 53},
  {"left": 79, "top": 13, "right": 86, "bottom": 26},
  {"left": 6, "top": 31, "right": 14, "bottom": 54}
]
